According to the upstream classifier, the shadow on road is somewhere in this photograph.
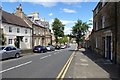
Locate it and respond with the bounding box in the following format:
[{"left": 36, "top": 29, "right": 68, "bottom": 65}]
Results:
[{"left": 80, "top": 48, "right": 120, "bottom": 79}]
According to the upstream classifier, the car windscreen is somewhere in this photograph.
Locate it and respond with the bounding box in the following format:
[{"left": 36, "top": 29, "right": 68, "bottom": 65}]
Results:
[{"left": 0, "top": 47, "right": 5, "bottom": 50}]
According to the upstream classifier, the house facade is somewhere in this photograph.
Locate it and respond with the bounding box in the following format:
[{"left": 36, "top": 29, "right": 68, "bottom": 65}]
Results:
[
  {"left": 1, "top": 10, "right": 32, "bottom": 49},
  {"left": 15, "top": 4, "right": 52, "bottom": 47},
  {"left": 92, "top": 2, "right": 120, "bottom": 64}
]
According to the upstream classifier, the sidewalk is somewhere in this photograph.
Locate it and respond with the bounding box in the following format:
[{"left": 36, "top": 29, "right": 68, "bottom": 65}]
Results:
[{"left": 65, "top": 48, "right": 120, "bottom": 79}]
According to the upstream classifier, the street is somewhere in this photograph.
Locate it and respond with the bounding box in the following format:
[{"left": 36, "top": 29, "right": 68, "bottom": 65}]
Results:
[{"left": 1, "top": 44, "right": 76, "bottom": 78}]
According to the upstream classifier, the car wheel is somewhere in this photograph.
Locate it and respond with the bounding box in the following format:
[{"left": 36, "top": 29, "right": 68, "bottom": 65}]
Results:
[
  {"left": 41, "top": 50, "right": 44, "bottom": 53},
  {"left": 15, "top": 53, "right": 20, "bottom": 58}
]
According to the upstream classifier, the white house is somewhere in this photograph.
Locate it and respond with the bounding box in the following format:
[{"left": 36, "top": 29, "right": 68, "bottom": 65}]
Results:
[{"left": 1, "top": 10, "right": 32, "bottom": 49}]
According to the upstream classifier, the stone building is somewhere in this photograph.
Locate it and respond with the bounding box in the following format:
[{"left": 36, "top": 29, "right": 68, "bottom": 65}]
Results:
[
  {"left": 1, "top": 10, "right": 32, "bottom": 49},
  {"left": 92, "top": 2, "right": 120, "bottom": 64},
  {"left": 15, "top": 4, "right": 52, "bottom": 47}
]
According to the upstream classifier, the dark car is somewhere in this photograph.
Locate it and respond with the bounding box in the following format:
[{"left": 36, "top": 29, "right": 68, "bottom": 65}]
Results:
[
  {"left": 0, "top": 46, "right": 21, "bottom": 60},
  {"left": 33, "top": 45, "right": 47, "bottom": 53},
  {"left": 55, "top": 45, "right": 61, "bottom": 50}
]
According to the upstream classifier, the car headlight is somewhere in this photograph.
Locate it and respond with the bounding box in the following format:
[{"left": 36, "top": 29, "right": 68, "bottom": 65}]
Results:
[{"left": 38, "top": 48, "right": 41, "bottom": 50}]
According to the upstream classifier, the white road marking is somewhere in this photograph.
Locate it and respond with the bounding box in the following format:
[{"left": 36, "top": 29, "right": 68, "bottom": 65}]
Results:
[
  {"left": 80, "top": 59, "right": 88, "bottom": 62},
  {"left": 0, "top": 61, "right": 32, "bottom": 73},
  {"left": 40, "top": 56, "right": 48, "bottom": 60},
  {"left": 48, "top": 55, "right": 51, "bottom": 56}
]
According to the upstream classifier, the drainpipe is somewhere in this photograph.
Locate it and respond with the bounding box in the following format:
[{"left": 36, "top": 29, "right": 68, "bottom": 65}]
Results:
[
  {"left": 32, "top": 23, "right": 34, "bottom": 47},
  {"left": 114, "top": 2, "right": 117, "bottom": 64}
]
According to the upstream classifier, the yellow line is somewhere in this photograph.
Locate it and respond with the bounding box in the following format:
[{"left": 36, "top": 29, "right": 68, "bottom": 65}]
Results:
[
  {"left": 56, "top": 52, "right": 72, "bottom": 80},
  {"left": 56, "top": 47, "right": 77, "bottom": 80},
  {"left": 60, "top": 51, "right": 75, "bottom": 80}
]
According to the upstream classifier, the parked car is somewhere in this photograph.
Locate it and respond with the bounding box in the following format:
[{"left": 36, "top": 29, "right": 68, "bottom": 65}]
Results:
[
  {"left": 0, "top": 46, "right": 21, "bottom": 60},
  {"left": 46, "top": 45, "right": 55, "bottom": 51},
  {"left": 33, "top": 45, "right": 47, "bottom": 53},
  {"left": 60, "top": 45, "right": 67, "bottom": 49},
  {"left": 55, "top": 45, "right": 61, "bottom": 50}
]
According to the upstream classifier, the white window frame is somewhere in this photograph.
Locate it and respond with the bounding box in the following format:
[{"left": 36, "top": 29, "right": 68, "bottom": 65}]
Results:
[
  {"left": 8, "top": 39, "right": 12, "bottom": 44},
  {"left": 25, "top": 38, "right": 28, "bottom": 42},
  {"left": 102, "top": 16, "right": 105, "bottom": 28},
  {"left": 9, "top": 26, "right": 12, "bottom": 32},
  {"left": 25, "top": 29, "right": 27, "bottom": 34},
  {"left": 17, "top": 28, "right": 20, "bottom": 33},
  {"left": 38, "top": 29, "right": 40, "bottom": 34}
]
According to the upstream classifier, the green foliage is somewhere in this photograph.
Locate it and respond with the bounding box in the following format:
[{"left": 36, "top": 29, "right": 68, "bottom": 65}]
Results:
[
  {"left": 0, "top": 33, "right": 6, "bottom": 45},
  {"left": 72, "top": 19, "right": 89, "bottom": 45},
  {"left": 58, "top": 36, "right": 69, "bottom": 44},
  {"left": 52, "top": 18, "right": 65, "bottom": 44}
]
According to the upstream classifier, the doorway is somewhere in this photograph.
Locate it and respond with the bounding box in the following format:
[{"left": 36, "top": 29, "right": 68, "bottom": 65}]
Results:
[{"left": 106, "top": 36, "right": 112, "bottom": 61}]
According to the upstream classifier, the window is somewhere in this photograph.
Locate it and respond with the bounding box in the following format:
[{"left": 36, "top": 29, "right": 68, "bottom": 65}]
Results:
[
  {"left": 9, "top": 26, "right": 12, "bottom": 32},
  {"left": 34, "top": 28, "right": 36, "bottom": 34},
  {"left": 102, "top": 16, "right": 105, "bottom": 28},
  {"left": 8, "top": 39, "right": 12, "bottom": 44},
  {"left": 17, "top": 28, "right": 20, "bottom": 33},
  {"left": 5, "top": 47, "right": 11, "bottom": 51},
  {"left": 25, "top": 38, "right": 28, "bottom": 42},
  {"left": 38, "top": 29, "right": 40, "bottom": 34},
  {"left": 11, "top": 47, "right": 16, "bottom": 50},
  {"left": 96, "top": 22, "right": 98, "bottom": 31},
  {"left": 25, "top": 29, "right": 27, "bottom": 34}
]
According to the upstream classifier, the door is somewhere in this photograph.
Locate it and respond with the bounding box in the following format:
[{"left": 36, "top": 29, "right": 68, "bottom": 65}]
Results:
[
  {"left": 106, "top": 36, "right": 112, "bottom": 60},
  {"left": 102, "top": 37, "right": 105, "bottom": 57},
  {"left": 16, "top": 36, "right": 20, "bottom": 48}
]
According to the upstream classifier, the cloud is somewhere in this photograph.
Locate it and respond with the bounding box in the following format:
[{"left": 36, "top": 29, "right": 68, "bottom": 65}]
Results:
[
  {"left": 62, "top": 8, "right": 76, "bottom": 13},
  {"left": 61, "top": 20, "right": 76, "bottom": 25},
  {"left": 49, "top": 19, "right": 75, "bottom": 34},
  {"left": 33, "top": 2, "right": 57, "bottom": 7},
  {"left": 48, "top": 13, "right": 53, "bottom": 16},
  {"left": 88, "top": 17, "right": 93, "bottom": 31},
  {"left": 64, "top": 27, "right": 72, "bottom": 34}
]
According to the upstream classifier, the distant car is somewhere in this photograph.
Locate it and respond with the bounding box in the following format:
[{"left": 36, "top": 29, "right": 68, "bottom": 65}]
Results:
[
  {"left": 33, "top": 45, "right": 47, "bottom": 53},
  {"left": 60, "top": 45, "right": 67, "bottom": 49},
  {"left": 0, "top": 46, "right": 21, "bottom": 60},
  {"left": 55, "top": 45, "right": 61, "bottom": 50},
  {"left": 46, "top": 45, "right": 55, "bottom": 51}
]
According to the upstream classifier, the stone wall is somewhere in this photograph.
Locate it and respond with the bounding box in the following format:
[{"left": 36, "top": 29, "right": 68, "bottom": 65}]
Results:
[{"left": 117, "top": 2, "right": 120, "bottom": 64}]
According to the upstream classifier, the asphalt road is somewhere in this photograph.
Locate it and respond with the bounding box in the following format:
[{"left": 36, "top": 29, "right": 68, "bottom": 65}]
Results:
[{"left": 1, "top": 44, "right": 76, "bottom": 78}]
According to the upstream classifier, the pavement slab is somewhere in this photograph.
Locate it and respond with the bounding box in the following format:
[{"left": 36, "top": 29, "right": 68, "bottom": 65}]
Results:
[{"left": 65, "top": 48, "right": 120, "bottom": 79}]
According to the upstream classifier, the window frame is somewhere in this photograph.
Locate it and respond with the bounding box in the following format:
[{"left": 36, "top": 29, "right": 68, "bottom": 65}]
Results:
[
  {"left": 8, "top": 39, "right": 12, "bottom": 44},
  {"left": 9, "top": 26, "right": 12, "bottom": 32},
  {"left": 25, "top": 29, "right": 27, "bottom": 34},
  {"left": 17, "top": 28, "right": 20, "bottom": 33}
]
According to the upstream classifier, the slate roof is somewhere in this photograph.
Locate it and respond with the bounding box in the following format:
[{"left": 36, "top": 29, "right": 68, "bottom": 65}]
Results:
[{"left": 2, "top": 10, "right": 31, "bottom": 29}]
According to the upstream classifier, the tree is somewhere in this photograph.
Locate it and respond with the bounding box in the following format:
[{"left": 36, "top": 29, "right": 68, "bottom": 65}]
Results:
[
  {"left": 72, "top": 20, "right": 89, "bottom": 49},
  {"left": 58, "top": 35, "right": 69, "bottom": 45},
  {"left": 52, "top": 18, "right": 65, "bottom": 45},
  {"left": 0, "top": 33, "right": 6, "bottom": 45},
  {"left": 63, "top": 35, "right": 68, "bottom": 44}
]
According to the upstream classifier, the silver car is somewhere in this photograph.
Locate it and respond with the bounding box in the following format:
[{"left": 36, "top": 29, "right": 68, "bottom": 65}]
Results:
[{"left": 0, "top": 46, "right": 21, "bottom": 60}]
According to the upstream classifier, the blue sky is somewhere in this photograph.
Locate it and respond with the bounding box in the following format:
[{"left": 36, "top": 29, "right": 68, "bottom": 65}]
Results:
[{"left": 2, "top": 2, "right": 97, "bottom": 34}]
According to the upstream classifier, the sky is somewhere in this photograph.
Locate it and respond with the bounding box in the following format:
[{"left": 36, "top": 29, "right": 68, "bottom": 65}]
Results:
[{"left": 1, "top": 2, "right": 98, "bottom": 34}]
